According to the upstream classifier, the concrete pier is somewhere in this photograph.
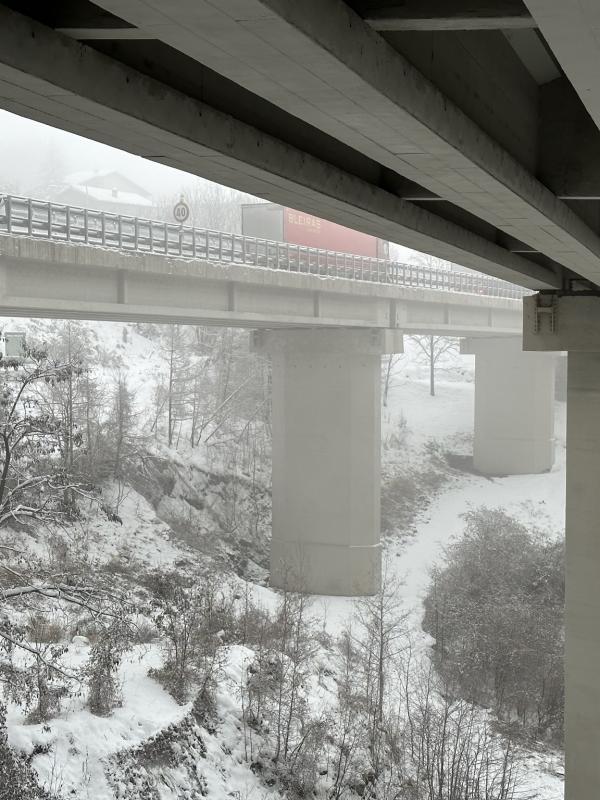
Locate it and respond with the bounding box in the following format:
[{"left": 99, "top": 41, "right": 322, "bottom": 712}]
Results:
[
  {"left": 462, "top": 336, "right": 555, "bottom": 475},
  {"left": 564, "top": 352, "right": 600, "bottom": 796},
  {"left": 523, "top": 293, "right": 600, "bottom": 799},
  {"left": 253, "top": 327, "right": 402, "bottom": 595}
]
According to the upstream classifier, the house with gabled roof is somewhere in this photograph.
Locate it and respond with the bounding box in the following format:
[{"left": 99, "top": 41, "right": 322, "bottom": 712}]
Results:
[{"left": 55, "top": 170, "right": 154, "bottom": 217}]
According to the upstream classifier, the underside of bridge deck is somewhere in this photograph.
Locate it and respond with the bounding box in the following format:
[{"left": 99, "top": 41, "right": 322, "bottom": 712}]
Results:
[{"left": 3, "top": 0, "right": 600, "bottom": 291}]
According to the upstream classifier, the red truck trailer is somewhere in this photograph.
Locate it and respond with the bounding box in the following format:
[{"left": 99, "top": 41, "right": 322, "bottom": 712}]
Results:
[{"left": 241, "top": 203, "right": 389, "bottom": 259}]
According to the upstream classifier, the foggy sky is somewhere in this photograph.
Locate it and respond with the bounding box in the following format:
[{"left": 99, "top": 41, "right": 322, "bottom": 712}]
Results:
[
  {"left": 0, "top": 109, "right": 201, "bottom": 197},
  {"left": 0, "top": 108, "right": 429, "bottom": 265}
]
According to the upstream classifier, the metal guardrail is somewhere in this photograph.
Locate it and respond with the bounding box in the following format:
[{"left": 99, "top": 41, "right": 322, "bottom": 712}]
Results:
[{"left": 0, "top": 194, "right": 525, "bottom": 299}]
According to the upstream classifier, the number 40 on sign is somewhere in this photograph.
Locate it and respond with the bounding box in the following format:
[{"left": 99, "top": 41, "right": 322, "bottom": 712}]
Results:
[{"left": 173, "top": 197, "right": 190, "bottom": 224}]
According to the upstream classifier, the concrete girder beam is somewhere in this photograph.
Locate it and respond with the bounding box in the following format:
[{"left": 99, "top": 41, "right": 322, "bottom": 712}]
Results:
[
  {"left": 92, "top": 0, "right": 600, "bottom": 283},
  {"left": 539, "top": 79, "right": 600, "bottom": 202},
  {"left": 524, "top": 1, "right": 600, "bottom": 137},
  {"left": 354, "top": 0, "right": 536, "bottom": 31},
  {"left": 0, "top": 7, "right": 559, "bottom": 290},
  {"left": 383, "top": 25, "right": 539, "bottom": 171},
  {"left": 57, "top": 28, "right": 150, "bottom": 40}
]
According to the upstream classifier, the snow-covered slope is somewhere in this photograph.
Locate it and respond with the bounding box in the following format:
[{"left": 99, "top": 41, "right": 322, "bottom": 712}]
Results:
[
  {"left": 8, "top": 644, "right": 278, "bottom": 800},
  {"left": 1, "top": 318, "right": 565, "bottom": 799}
]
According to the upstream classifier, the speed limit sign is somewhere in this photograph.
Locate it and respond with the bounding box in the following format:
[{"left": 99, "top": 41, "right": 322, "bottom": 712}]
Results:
[{"left": 173, "top": 197, "right": 190, "bottom": 224}]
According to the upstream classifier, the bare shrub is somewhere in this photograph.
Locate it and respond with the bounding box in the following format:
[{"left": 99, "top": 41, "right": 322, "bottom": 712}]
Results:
[
  {"left": 381, "top": 443, "right": 449, "bottom": 537},
  {"left": 423, "top": 507, "right": 564, "bottom": 743},
  {"left": 0, "top": 702, "right": 53, "bottom": 799},
  {"left": 244, "top": 589, "right": 325, "bottom": 797},
  {"left": 149, "top": 571, "right": 234, "bottom": 705},
  {"left": 403, "top": 664, "right": 520, "bottom": 800},
  {"left": 131, "top": 618, "right": 157, "bottom": 644},
  {"left": 26, "top": 614, "right": 65, "bottom": 644},
  {"left": 86, "top": 619, "right": 132, "bottom": 716}
]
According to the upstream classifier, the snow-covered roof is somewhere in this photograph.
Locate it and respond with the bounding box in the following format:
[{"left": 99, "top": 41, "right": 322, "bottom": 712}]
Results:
[
  {"left": 63, "top": 170, "right": 152, "bottom": 203},
  {"left": 64, "top": 184, "right": 153, "bottom": 208}
]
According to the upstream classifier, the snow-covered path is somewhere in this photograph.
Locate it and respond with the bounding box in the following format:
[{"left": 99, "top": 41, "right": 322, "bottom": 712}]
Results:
[
  {"left": 314, "top": 389, "right": 566, "bottom": 799},
  {"left": 321, "top": 392, "right": 565, "bottom": 627}
]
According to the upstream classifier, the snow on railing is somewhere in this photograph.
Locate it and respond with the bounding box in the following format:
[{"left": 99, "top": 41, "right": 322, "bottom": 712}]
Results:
[{"left": 0, "top": 194, "right": 525, "bottom": 300}]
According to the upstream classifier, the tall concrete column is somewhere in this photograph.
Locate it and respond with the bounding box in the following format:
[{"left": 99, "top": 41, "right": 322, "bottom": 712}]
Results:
[
  {"left": 523, "top": 293, "right": 600, "bottom": 799},
  {"left": 252, "top": 327, "right": 403, "bottom": 596},
  {"left": 462, "top": 336, "right": 555, "bottom": 475},
  {"left": 564, "top": 351, "right": 600, "bottom": 797}
]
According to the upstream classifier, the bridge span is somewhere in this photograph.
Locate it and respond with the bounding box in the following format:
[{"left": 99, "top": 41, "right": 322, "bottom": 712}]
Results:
[
  {"left": 0, "top": 194, "right": 554, "bottom": 598},
  {"left": 0, "top": 195, "right": 523, "bottom": 334}
]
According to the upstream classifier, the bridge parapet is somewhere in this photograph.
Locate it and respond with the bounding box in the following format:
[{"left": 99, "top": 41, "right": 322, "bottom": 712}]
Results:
[
  {"left": 0, "top": 194, "right": 525, "bottom": 300},
  {"left": 0, "top": 231, "right": 523, "bottom": 334}
]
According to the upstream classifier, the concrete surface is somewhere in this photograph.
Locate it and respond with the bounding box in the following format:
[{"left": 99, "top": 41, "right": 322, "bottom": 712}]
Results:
[
  {"left": 463, "top": 335, "right": 555, "bottom": 475},
  {"left": 253, "top": 328, "right": 403, "bottom": 595},
  {"left": 0, "top": 234, "right": 523, "bottom": 334}
]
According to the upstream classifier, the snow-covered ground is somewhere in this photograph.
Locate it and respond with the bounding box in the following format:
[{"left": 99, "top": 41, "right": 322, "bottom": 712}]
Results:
[
  {"left": 319, "top": 375, "right": 566, "bottom": 800},
  {"left": 8, "top": 645, "right": 187, "bottom": 799},
  {"left": 2, "top": 321, "right": 565, "bottom": 799},
  {"left": 8, "top": 644, "right": 279, "bottom": 800}
]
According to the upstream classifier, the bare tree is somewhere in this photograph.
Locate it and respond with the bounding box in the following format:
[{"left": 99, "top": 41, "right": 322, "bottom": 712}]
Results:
[
  {"left": 353, "top": 566, "right": 408, "bottom": 782},
  {"left": 327, "top": 629, "right": 368, "bottom": 800},
  {"left": 149, "top": 571, "right": 233, "bottom": 706},
  {"left": 410, "top": 335, "right": 458, "bottom": 397},
  {"left": 381, "top": 352, "right": 405, "bottom": 408},
  {"left": 245, "top": 587, "right": 324, "bottom": 794},
  {"left": 0, "top": 341, "right": 92, "bottom": 529},
  {"left": 155, "top": 179, "right": 256, "bottom": 232},
  {"left": 399, "top": 660, "right": 520, "bottom": 800}
]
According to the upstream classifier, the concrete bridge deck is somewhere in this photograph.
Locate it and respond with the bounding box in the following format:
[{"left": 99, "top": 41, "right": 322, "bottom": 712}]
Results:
[{"left": 0, "top": 195, "right": 522, "bottom": 335}]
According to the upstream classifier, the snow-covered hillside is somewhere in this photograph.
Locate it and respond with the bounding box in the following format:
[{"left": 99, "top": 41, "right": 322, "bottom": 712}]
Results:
[{"left": 1, "top": 319, "right": 565, "bottom": 799}]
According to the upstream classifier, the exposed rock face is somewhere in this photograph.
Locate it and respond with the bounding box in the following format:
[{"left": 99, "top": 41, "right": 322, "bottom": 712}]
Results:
[{"left": 128, "top": 453, "right": 271, "bottom": 583}]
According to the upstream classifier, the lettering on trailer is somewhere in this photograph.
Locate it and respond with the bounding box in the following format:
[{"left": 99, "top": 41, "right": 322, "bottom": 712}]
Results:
[
  {"left": 283, "top": 207, "right": 379, "bottom": 258},
  {"left": 285, "top": 211, "right": 322, "bottom": 231}
]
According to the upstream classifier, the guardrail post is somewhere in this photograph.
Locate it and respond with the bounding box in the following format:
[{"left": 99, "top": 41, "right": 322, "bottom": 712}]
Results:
[{"left": 5, "top": 196, "right": 12, "bottom": 234}]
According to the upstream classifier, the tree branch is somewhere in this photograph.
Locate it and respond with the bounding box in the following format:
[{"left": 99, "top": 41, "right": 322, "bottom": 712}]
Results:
[{"left": 0, "top": 629, "right": 79, "bottom": 681}]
